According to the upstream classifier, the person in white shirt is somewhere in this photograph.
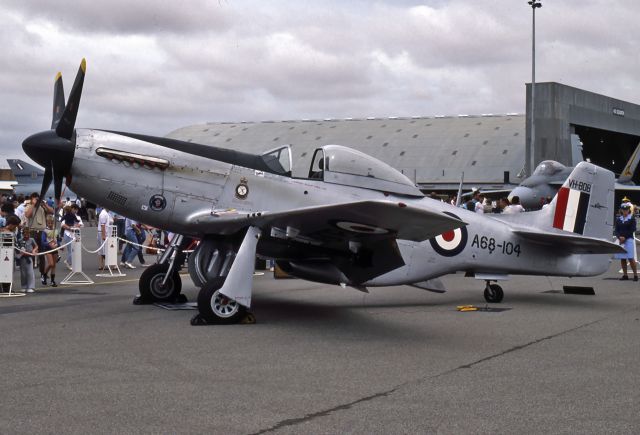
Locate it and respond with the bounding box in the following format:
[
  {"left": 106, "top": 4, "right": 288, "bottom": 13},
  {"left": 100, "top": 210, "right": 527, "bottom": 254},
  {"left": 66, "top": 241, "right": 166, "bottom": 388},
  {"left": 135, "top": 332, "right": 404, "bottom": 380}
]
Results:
[
  {"left": 97, "top": 207, "right": 113, "bottom": 270},
  {"left": 475, "top": 194, "right": 486, "bottom": 214},
  {"left": 505, "top": 195, "right": 525, "bottom": 214},
  {"left": 61, "top": 204, "right": 84, "bottom": 269}
]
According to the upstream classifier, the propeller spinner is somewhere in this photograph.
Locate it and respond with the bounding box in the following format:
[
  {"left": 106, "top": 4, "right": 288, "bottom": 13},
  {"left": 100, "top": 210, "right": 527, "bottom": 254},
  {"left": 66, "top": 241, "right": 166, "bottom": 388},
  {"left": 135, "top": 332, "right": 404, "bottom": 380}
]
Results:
[{"left": 23, "top": 59, "right": 84, "bottom": 208}]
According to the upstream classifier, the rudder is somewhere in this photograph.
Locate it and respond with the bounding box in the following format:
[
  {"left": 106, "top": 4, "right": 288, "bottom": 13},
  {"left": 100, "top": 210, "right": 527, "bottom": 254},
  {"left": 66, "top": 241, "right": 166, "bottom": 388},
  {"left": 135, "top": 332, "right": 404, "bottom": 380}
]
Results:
[{"left": 551, "top": 161, "right": 614, "bottom": 238}]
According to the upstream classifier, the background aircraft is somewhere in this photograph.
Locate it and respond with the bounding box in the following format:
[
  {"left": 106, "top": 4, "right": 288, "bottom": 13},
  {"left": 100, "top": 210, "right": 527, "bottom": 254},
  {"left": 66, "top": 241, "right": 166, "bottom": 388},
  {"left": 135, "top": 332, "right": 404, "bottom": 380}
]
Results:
[
  {"left": 7, "top": 159, "right": 74, "bottom": 199},
  {"left": 21, "top": 60, "right": 624, "bottom": 325},
  {"left": 509, "top": 142, "right": 640, "bottom": 209}
]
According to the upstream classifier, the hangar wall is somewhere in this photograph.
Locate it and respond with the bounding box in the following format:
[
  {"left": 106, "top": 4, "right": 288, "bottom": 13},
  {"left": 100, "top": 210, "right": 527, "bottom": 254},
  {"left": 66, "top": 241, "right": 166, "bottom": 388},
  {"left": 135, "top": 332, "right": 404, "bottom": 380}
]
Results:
[
  {"left": 527, "top": 82, "right": 640, "bottom": 178},
  {"left": 166, "top": 82, "right": 640, "bottom": 192},
  {"left": 167, "top": 114, "right": 526, "bottom": 191}
]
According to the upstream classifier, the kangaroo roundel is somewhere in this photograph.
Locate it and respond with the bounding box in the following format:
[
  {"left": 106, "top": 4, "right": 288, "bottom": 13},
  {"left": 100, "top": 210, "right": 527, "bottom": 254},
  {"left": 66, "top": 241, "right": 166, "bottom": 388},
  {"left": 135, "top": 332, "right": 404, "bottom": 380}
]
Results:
[{"left": 429, "top": 212, "right": 468, "bottom": 256}]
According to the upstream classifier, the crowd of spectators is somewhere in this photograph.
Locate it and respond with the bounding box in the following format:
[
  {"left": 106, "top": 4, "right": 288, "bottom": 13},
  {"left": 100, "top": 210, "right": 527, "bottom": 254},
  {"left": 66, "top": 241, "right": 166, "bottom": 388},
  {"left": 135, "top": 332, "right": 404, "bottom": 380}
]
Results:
[{"left": 0, "top": 193, "right": 97, "bottom": 293}]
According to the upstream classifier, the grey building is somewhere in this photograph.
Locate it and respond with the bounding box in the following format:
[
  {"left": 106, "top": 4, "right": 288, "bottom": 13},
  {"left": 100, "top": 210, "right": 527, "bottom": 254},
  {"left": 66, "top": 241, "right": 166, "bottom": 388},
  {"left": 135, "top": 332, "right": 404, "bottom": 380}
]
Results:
[
  {"left": 527, "top": 82, "right": 640, "bottom": 178},
  {"left": 166, "top": 82, "right": 640, "bottom": 193}
]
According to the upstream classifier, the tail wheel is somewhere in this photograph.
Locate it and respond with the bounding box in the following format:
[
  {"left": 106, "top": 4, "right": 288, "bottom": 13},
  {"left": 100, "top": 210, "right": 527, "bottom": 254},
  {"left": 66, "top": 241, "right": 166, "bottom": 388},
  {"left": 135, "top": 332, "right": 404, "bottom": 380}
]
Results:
[
  {"left": 139, "top": 263, "right": 182, "bottom": 302},
  {"left": 196, "top": 279, "right": 246, "bottom": 325},
  {"left": 484, "top": 283, "right": 504, "bottom": 303}
]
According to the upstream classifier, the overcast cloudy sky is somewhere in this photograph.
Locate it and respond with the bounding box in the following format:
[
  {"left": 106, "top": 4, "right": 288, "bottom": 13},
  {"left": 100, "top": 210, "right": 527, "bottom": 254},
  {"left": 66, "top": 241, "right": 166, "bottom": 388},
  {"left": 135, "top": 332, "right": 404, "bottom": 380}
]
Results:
[{"left": 1, "top": 0, "right": 639, "bottom": 164}]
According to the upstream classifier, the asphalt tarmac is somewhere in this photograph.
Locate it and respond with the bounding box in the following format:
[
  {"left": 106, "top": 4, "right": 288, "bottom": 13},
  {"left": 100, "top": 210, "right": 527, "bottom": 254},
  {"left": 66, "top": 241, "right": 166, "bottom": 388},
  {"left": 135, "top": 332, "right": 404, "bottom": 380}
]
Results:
[{"left": 1, "top": 229, "right": 639, "bottom": 434}]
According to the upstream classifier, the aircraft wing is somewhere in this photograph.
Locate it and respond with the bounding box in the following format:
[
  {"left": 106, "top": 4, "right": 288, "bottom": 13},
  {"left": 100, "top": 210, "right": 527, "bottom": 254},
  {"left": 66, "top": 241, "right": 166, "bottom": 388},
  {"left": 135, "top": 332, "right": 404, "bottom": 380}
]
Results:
[
  {"left": 203, "top": 200, "right": 466, "bottom": 242},
  {"left": 512, "top": 228, "right": 625, "bottom": 254},
  {"left": 252, "top": 200, "right": 466, "bottom": 243}
]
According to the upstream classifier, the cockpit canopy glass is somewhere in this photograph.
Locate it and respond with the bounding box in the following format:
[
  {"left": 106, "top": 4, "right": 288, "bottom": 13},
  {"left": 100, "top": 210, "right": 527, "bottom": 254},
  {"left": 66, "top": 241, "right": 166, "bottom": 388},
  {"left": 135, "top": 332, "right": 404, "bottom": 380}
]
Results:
[
  {"left": 260, "top": 145, "right": 292, "bottom": 176},
  {"left": 309, "top": 145, "right": 423, "bottom": 197},
  {"left": 532, "top": 160, "right": 566, "bottom": 177}
]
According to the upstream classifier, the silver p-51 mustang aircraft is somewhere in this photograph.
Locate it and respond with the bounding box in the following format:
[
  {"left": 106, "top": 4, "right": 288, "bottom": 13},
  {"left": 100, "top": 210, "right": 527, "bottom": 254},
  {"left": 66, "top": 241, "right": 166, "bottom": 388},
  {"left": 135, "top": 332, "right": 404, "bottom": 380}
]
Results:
[{"left": 23, "top": 61, "right": 624, "bottom": 325}]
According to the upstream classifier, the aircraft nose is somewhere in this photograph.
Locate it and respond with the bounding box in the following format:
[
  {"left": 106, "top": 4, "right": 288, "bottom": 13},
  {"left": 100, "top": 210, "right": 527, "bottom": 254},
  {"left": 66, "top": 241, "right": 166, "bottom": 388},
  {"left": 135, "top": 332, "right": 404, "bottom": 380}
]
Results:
[{"left": 22, "top": 130, "right": 75, "bottom": 168}]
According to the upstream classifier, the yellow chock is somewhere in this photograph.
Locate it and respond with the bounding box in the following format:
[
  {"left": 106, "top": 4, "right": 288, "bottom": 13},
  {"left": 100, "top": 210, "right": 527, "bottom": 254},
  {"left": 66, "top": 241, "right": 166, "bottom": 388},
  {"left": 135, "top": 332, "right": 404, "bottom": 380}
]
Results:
[{"left": 457, "top": 305, "right": 478, "bottom": 312}]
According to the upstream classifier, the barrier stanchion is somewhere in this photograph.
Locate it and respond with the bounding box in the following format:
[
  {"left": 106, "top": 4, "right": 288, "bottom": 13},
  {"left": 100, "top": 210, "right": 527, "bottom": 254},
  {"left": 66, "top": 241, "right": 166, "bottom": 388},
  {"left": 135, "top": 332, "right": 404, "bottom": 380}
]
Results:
[
  {"left": 97, "top": 226, "right": 125, "bottom": 277},
  {"left": 61, "top": 228, "right": 94, "bottom": 285},
  {"left": 0, "top": 232, "right": 23, "bottom": 297}
]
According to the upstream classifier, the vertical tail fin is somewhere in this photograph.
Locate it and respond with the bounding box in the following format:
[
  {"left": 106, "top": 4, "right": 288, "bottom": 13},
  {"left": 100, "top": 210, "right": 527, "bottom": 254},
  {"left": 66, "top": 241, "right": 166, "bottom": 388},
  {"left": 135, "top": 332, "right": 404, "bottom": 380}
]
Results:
[
  {"left": 7, "top": 159, "right": 44, "bottom": 178},
  {"left": 618, "top": 141, "right": 640, "bottom": 184},
  {"left": 551, "top": 161, "right": 614, "bottom": 238}
]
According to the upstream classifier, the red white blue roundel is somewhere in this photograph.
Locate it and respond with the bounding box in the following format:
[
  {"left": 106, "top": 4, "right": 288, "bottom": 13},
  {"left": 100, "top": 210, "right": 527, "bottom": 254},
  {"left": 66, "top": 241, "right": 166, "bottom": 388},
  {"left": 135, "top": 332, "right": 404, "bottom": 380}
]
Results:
[{"left": 429, "top": 212, "right": 467, "bottom": 257}]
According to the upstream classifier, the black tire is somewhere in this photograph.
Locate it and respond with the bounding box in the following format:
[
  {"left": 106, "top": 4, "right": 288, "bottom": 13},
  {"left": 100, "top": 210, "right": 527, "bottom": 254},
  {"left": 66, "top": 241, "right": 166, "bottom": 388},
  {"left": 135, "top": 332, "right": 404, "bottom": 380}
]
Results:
[
  {"left": 139, "top": 263, "right": 182, "bottom": 303},
  {"left": 484, "top": 284, "right": 504, "bottom": 303},
  {"left": 196, "top": 278, "right": 246, "bottom": 325}
]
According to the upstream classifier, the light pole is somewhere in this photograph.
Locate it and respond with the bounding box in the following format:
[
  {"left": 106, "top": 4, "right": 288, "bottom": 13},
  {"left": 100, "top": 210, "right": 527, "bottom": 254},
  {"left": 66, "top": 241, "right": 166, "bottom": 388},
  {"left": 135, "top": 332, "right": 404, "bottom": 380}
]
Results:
[{"left": 527, "top": 0, "right": 542, "bottom": 177}]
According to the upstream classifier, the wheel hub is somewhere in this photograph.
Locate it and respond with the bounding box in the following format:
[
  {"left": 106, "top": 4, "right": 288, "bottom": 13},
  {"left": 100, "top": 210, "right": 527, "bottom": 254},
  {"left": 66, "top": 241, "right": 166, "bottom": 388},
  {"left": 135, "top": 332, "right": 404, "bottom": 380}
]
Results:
[
  {"left": 150, "top": 274, "right": 173, "bottom": 299},
  {"left": 211, "top": 290, "right": 240, "bottom": 318}
]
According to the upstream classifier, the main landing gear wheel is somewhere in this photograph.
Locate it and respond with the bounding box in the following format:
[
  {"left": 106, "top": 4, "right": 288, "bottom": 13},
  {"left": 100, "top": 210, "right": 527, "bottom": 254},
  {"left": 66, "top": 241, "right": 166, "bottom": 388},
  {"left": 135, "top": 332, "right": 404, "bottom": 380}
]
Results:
[
  {"left": 137, "top": 263, "right": 182, "bottom": 303},
  {"left": 484, "top": 283, "right": 504, "bottom": 303},
  {"left": 192, "top": 279, "right": 247, "bottom": 325}
]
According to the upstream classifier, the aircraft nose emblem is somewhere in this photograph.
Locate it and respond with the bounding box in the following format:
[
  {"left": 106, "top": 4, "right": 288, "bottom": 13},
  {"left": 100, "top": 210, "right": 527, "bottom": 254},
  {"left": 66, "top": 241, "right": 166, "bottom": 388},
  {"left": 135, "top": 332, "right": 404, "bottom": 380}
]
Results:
[{"left": 235, "top": 177, "right": 249, "bottom": 200}]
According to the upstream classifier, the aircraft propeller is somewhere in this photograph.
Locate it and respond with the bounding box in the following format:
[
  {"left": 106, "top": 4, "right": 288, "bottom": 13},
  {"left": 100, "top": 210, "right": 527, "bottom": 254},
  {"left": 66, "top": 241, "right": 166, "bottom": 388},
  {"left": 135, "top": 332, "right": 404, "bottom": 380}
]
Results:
[{"left": 23, "top": 59, "right": 84, "bottom": 211}]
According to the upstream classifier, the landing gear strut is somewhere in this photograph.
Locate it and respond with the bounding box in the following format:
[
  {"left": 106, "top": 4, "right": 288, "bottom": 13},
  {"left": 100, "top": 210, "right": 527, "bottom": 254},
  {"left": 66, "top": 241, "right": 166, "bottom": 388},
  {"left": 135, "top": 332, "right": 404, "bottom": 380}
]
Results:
[
  {"left": 134, "top": 234, "right": 190, "bottom": 304},
  {"left": 483, "top": 281, "right": 504, "bottom": 303}
]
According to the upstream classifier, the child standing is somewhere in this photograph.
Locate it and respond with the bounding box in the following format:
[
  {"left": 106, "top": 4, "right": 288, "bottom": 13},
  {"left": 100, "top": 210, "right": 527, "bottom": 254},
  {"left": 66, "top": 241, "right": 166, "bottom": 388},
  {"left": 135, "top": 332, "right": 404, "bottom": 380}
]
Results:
[
  {"left": 40, "top": 216, "right": 58, "bottom": 287},
  {"left": 17, "top": 227, "right": 38, "bottom": 293}
]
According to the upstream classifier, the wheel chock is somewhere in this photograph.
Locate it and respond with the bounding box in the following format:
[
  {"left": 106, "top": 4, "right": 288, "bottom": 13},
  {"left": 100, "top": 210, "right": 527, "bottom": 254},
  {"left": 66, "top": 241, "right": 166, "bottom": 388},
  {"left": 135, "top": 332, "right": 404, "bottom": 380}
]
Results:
[
  {"left": 189, "top": 312, "right": 256, "bottom": 326},
  {"left": 174, "top": 293, "right": 188, "bottom": 304},
  {"left": 190, "top": 313, "right": 210, "bottom": 326},
  {"left": 132, "top": 295, "right": 151, "bottom": 305},
  {"left": 240, "top": 312, "right": 256, "bottom": 324}
]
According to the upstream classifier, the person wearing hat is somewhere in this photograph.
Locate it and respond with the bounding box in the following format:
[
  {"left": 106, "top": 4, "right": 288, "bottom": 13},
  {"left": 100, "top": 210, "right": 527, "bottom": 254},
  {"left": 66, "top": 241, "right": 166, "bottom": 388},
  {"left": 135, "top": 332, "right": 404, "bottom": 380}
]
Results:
[{"left": 614, "top": 202, "right": 638, "bottom": 281}]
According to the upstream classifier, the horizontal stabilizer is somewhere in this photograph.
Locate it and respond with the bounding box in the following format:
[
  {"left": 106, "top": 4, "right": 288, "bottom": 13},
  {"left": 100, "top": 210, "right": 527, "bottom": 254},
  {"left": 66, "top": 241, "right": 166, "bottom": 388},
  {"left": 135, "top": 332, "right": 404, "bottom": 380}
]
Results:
[{"left": 513, "top": 228, "right": 625, "bottom": 254}]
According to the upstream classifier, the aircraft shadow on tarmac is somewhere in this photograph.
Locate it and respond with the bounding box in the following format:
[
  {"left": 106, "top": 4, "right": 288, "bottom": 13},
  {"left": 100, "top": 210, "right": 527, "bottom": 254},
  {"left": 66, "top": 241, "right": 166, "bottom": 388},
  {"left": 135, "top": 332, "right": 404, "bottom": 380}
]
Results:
[{"left": 190, "top": 292, "right": 441, "bottom": 341}]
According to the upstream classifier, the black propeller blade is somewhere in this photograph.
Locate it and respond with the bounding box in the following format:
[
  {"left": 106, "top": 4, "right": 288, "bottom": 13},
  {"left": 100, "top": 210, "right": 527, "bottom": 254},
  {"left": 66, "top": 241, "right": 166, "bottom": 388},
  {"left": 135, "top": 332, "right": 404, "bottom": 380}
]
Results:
[
  {"left": 51, "top": 72, "right": 65, "bottom": 130},
  {"left": 55, "top": 59, "right": 85, "bottom": 140},
  {"left": 23, "top": 59, "right": 84, "bottom": 208}
]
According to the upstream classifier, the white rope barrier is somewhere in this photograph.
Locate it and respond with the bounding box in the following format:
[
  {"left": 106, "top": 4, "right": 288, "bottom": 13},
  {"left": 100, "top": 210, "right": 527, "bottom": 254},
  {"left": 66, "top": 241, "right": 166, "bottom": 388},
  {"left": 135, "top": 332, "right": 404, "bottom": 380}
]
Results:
[
  {"left": 81, "top": 238, "right": 108, "bottom": 254},
  {"left": 14, "top": 238, "right": 74, "bottom": 256},
  {"left": 116, "top": 236, "right": 195, "bottom": 254},
  {"left": 117, "top": 236, "right": 165, "bottom": 252}
]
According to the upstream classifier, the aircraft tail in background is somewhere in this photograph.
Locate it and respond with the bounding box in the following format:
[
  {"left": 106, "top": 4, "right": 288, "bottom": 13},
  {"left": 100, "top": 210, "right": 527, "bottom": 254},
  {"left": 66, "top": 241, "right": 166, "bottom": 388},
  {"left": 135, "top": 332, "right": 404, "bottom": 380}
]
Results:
[
  {"left": 617, "top": 141, "right": 640, "bottom": 184},
  {"left": 7, "top": 159, "right": 43, "bottom": 181}
]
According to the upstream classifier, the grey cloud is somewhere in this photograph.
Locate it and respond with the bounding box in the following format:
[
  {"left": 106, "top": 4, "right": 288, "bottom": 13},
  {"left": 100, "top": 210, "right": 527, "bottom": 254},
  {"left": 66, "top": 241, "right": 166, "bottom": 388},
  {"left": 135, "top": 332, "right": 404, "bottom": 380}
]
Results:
[
  {"left": 2, "top": 0, "right": 232, "bottom": 35},
  {"left": 2, "top": 0, "right": 640, "bottom": 161}
]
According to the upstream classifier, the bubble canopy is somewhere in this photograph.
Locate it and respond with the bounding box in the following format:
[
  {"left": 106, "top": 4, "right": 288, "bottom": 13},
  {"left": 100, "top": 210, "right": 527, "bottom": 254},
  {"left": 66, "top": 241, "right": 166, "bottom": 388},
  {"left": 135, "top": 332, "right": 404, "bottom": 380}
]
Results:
[
  {"left": 532, "top": 160, "right": 566, "bottom": 177},
  {"left": 309, "top": 145, "right": 423, "bottom": 197}
]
